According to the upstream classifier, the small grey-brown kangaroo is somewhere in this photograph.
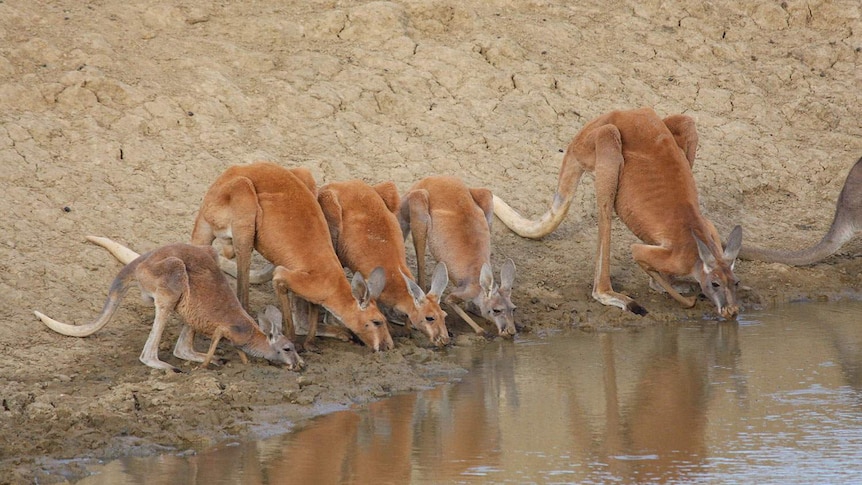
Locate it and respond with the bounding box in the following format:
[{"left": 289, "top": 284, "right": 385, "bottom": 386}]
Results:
[{"left": 34, "top": 237, "right": 304, "bottom": 372}]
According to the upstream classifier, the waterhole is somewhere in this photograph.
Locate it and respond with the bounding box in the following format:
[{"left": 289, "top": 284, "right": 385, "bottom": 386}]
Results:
[{"left": 78, "top": 301, "right": 862, "bottom": 484}]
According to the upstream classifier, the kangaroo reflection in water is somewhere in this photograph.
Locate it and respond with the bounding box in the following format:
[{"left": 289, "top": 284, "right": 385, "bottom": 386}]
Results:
[
  {"left": 787, "top": 304, "right": 862, "bottom": 396},
  {"left": 612, "top": 329, "right": 710, "bottom": 479},
  {"left": 411, "top": 343, "right": 517, "bottom": 478},
  {"left": 552, "top": 322, "right": 746, "bottom": 482},
  {"left": 82, "top": 306, "right": 862, "bottom": 484},
  {"left": 242, "top": 343, "right": 515, "bottom": 483},
  {"left": 260, "top": 395, "right": 419, "bottom": 483},
  {"left": 215, "top": 330, "right": 741, "bottom": 484}
]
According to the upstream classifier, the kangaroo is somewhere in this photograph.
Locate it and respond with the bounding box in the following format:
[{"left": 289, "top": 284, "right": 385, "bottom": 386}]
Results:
[
  {"left": 318, "top": 179, "right": 451, "bottom": 346},
  {"left": 94, "top": 235, "right": 352, "bottom": 345},
  {"left": 740, "top": 156, "right": 862, "bottom": 265},
  {"left": 399, "top": 176, "right": 517, "bottom": 337},
  {"left": 34, "top": 238, "right": 305, "bottom": 372},
  {"left": 493, "top": 107, "right": 742, "bottom": 319},
  {"left": 190, "top": 161, "right": 393, "bottom": 352}
]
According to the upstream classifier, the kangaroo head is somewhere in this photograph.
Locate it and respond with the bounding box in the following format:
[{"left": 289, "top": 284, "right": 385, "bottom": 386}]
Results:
[
  {"left": 268, "top": 335, "right": 306, "bottom": 370},
  {"left": 349, "top": 267, "right": 394, "bottom": 351},
  {"left": 403, "top": 263, "right": 450, "bottom": 346},
  {"left": 256, "top": 305, "right": 305, "bottom": 371},
  {"left": 694, "top": 225, "right": 742, "bottom": 320},
  {"left": 477, "top": 259, "right": 517, "bottom": 337}
]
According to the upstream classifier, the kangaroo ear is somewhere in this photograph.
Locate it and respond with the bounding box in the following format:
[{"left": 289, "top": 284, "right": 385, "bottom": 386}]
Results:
[
  {"left": 256, "top": 313, "right": 271, "bottom": 335},
  {"left": 403, "top": 270, "right": 426, "bottom": 305},
  {"left": 265, "top": 305, "right": 284, "bottom": 338},
  {"left": 351, "top": 271, "right": 370, "bottom": 309},
  {"left": 693, "top": 231, "right": 717, "bottom": 269},
  {"left": 499, "top": 259, "right": 516, "bottom": 292},
  {"left": 367, "top": 267, "right": 386, "bottom": 300},
  {"left": 479, "top": 262, "right": 496, "bottom": 294},
  {"left": 256, "top": 305, "right": 283, "bottom": 339},
  {"left": 428, "top": 262, "right": 449, "bottom": 297},
  {"left": 723, "top": 225, "right": 743, "bottom": 263}
]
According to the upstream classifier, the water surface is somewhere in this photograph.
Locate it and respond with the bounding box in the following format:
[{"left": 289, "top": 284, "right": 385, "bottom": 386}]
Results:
[{"left": 79, "top": 301, "right": 862, "bottom": 484}]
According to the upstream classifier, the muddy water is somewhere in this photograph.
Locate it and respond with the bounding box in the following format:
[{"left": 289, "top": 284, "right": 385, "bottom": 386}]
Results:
[{"left": 78, "top": 302, "right": 862, "bottom": 484}]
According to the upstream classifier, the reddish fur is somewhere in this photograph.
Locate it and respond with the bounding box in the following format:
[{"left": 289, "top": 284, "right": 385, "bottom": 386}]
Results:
[
  {"left": 568, "top": 110, "right": 719, "bottom": 263},
  {"left": 494, "top": 107, "right": 741, "bottom": 319},
  {"left": 406, "top": 177, "right": 491, "bottom": 292},
  {"left": 191, "top": 161, "right": 393, "bottom": 351},
  {"left": 401, "top": 176, "right": 517, "bottom": 336},
  {"left": 319, "top": 180, "right": 449, "bottom": 345}
]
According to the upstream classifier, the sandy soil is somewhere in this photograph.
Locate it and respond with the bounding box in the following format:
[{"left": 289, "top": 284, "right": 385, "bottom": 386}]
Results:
[{"left": 2, "top": 0, "right": 861, "bottom": 482}]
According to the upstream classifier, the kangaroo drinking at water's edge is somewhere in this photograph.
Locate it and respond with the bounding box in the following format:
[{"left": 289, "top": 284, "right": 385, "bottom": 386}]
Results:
[
  {"left": 493, "top": 107, "right": 743, "bottom": 319},
  {"left": 739, "top": 156, "right": 862, "bottom": 266},
  {"left": 399, "top": 175, "right": 517, "bottom": 337},
  {"left": 191, "top": 161, "right": 393, "bottom": 352},
  {"left": 34, "top": 237, "right": 305, "bottom": 372},
  {"left": 317, "top": 179, "right": 451, "bottom": 346}
]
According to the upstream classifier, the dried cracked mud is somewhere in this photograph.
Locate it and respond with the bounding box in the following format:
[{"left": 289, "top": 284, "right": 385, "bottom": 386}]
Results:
[{"left": 1, "top": 1, "right": 861, "bottom": 482}]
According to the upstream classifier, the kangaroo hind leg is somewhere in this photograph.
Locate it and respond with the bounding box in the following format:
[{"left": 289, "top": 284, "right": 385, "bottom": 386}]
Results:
[
  {"left": 662, "top": 114, "right": 699, "bottom": 167},
  {"left": 400, "top": 189, "right": 432, "bottom": 289},
  {"left": 632, "top": 243, "right": 697, "bottom": 308},
  {"left": 136, "top": 256, "right": 190, "bottom": 372},
  {"left": 590, "top": 124, "right": 647, "bottom": 316},
  {"left": 193, "top": 177, "right": 260, "bottom": 311}
]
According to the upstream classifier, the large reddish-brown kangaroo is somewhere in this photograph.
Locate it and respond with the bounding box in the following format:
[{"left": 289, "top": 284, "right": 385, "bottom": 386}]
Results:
[
  {"left": 493, "top": 107, "right": 742, "bottom": 319},
  {"left": 740, "top": 156, "right": 862, "bottom": 265},
  {"left": 190, "top": 161, "right": 393, "bottom": 352},
  {"left": 400, "top": 176, "right": 517, "bottom": 337},
  {"left": 318, "top": 179, "right": 450, "bottom": 346},
  {"left": 34, "top": 237, "right": 304, "bottom": 372}
]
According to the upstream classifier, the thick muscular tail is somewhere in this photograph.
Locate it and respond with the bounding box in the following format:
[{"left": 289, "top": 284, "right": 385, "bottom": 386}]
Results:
[
  {"left": 738, "top": 220, "right": 854, "bottom": 266},
  {"left": 741, "top": 156, "right": 862, "bottom": 265},
  {"left": 34, "top": 257, "right": 141, "bottom": 337},
  {"left": 492, "top": 149, "right": 584, "bottom": 239},
  {"left": 218, "top": 256, "right": 274, "bottom": 283},
  {"left": 86, "top": 236, "right": 141, "bottom": 265}
]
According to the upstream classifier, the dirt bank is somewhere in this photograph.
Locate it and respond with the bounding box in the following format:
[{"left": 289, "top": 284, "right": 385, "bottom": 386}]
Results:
[{"left": 2, "top": 0, "right": 861, "bottom": 482}]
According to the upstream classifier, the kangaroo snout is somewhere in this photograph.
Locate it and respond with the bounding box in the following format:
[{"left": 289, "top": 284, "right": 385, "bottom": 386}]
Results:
[
  {"left": 720, "top": 305, "right": 740, "bottom": 321},
  {"left": 500, "top": 323, "right": 517, "bottom": 337},
  {"left": 432, "top": 331, "right": 451, "bottom": 347},
  {"left": 373, "top": 334, "right": 395, "bottom": 352},
  {"left": 284, "top": 354, "right": 306, "bottom": 371}
]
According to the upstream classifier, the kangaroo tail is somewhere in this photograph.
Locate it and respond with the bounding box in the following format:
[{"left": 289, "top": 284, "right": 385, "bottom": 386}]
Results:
[
  {"left": 740, "top": 156, "right": 862, "bottom": 266},
  {"left": 493, "top": 149, "right": 585, "bottom": 239},
  {"left": 738, "top": 222, "right": 854, "bottom": 266},
  {"left": 218, "top": 255, "right": 275, "bottom": 284},
  {"left": 34, "top": 258, "right": 141, "bottom": 337},
  {"left": 86, "top": 236, "right": 141, "bottom": 265}
]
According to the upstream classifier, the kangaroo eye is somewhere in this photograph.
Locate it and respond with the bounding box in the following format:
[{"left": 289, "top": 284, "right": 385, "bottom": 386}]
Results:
[
  {"left": 492, "top": 309, "right": 502, "bottom": 315},
  {"left": 373, "top": 320, "right": 384, "bottom": 327},
  {"left": 425, "top": 316, "right": 435, "bottom": 322},
  {"left": 711, "top": 282, "right": 721, "bottom": 288}
]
